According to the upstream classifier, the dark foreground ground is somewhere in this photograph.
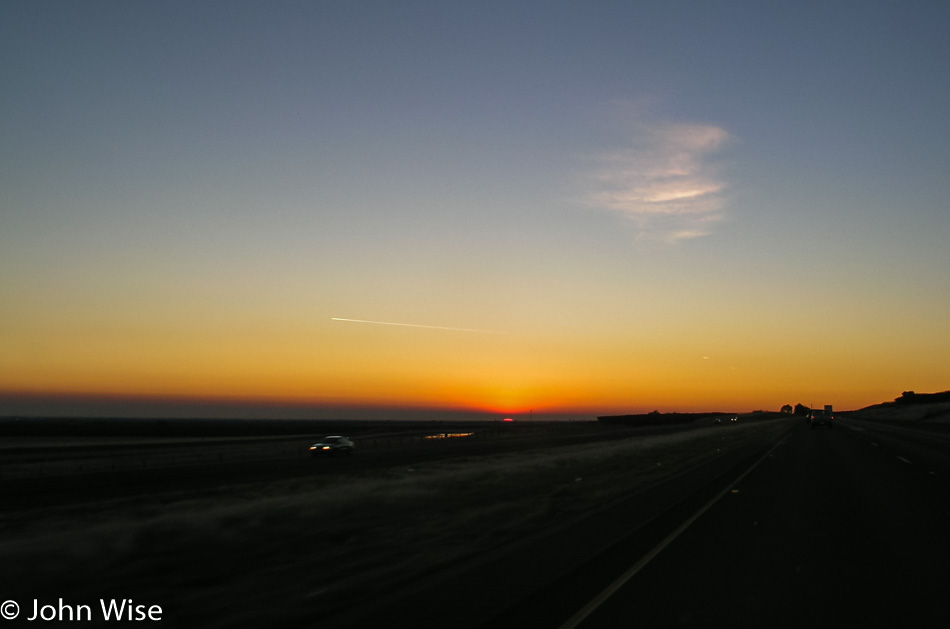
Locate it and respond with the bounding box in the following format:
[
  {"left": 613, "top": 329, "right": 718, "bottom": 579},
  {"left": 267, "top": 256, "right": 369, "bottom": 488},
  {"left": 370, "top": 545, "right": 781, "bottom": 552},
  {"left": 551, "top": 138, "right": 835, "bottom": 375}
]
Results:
[
  {"left": 0, "top": 415, "right": 775, "bottom": 627},
  {"left": 2, "top": 408, "right": 948, "bottom": 627}
]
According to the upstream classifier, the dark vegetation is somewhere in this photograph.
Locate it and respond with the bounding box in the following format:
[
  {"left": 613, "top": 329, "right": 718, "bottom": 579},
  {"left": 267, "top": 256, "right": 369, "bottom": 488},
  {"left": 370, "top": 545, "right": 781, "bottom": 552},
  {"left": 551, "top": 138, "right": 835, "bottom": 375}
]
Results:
[{"left": 894, "top": 390, "right": 950, "bottom": 405}]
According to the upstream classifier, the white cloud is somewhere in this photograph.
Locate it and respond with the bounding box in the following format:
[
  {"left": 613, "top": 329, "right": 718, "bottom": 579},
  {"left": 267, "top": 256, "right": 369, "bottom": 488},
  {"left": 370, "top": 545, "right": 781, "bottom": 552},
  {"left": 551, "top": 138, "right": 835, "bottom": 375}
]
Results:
[{"left": 586, "top": 119, "right": 731, "bottom": 242}]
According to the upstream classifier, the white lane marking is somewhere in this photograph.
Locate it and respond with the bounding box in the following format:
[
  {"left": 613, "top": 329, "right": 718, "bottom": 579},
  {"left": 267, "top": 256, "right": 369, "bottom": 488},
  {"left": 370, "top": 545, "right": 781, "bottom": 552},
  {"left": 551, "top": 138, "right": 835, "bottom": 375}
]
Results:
[
  {"left": 897, "top": 456, "right": 912, "bottom": 464},
  {"left": 557, "top": 438, "right": 785, "bottom": 629}
]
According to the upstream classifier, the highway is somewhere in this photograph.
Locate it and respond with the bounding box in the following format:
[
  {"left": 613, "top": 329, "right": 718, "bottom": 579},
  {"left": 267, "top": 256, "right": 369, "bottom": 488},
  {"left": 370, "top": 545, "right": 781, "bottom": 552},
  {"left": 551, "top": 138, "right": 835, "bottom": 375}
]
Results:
[
  {"left": 0, "top": 420, "right": 705, "bottom": 511},
  {"left": 494, "top": 418, "right": 950, "bottom": 628},
  {"left": 329, "top": 417, "right": 950, "bottom": 628},
  {"left": 5, "top": 416, "right": 949, "bottom": 628}
]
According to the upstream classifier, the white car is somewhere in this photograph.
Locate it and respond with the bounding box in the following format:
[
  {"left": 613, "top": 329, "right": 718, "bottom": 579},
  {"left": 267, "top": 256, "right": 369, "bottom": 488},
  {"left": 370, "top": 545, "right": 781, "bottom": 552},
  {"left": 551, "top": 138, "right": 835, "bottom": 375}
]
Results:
[{"left": 309, "top": 436, "right": 355, "bottom": 456}]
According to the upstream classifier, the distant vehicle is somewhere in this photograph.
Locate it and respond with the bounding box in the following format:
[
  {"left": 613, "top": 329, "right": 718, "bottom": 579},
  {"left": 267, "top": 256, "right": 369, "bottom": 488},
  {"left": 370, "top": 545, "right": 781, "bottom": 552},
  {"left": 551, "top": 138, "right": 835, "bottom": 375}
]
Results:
[
  {"left": 309, "top": 436, "right": 355, "bottom": 456},
  {"left": 730, "top": 416, "right": 738, "bottom": 423},
  {"left": 809, "top": 410, "right": 833, "bottom": 429}
]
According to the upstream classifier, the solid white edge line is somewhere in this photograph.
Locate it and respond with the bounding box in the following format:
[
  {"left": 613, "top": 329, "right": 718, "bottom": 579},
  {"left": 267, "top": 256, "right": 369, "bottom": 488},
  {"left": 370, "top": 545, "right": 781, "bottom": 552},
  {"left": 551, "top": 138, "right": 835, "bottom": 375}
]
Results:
[{"left": 557, "top": 437, "right": 787, "bottom": 629}]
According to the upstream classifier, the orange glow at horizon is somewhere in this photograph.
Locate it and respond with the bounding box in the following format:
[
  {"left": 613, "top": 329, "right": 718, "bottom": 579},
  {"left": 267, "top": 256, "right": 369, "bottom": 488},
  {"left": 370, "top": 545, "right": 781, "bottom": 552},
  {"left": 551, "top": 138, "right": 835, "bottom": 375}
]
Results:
[{"left": 2, "top": 282, "right": 945, "bottom": 417}]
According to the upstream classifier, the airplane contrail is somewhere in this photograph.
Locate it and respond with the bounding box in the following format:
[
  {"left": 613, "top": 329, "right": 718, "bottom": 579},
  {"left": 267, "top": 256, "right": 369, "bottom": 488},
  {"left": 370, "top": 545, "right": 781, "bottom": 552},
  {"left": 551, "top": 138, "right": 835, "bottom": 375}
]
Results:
[{"left": 331, "top": 318, "right": 500, "bottom": 334}]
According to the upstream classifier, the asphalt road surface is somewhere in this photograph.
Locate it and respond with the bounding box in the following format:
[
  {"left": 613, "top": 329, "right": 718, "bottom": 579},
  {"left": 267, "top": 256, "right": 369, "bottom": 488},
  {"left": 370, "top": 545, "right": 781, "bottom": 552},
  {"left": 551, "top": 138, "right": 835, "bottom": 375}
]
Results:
[
  {"left": 0, "top": 421, "right": 701, "bottom": 510},
  {"left": 507, "top": 418, "right": 950, "bottom": 628},
  {"left": 6, "top": 417, "right": 949, "bottom": 628}
]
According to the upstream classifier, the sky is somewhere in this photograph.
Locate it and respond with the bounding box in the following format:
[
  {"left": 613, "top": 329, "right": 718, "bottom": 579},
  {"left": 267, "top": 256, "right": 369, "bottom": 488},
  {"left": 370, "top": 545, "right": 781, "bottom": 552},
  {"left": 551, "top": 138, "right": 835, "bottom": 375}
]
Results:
[{"left": 2, "top": 1, "right": 949, "bottom": 420}]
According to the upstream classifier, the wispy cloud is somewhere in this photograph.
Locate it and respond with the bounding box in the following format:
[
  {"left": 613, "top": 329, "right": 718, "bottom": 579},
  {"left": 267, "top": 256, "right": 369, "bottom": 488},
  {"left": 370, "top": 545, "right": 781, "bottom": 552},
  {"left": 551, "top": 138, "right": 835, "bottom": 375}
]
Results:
[{"left": 586, "top": 119, "right": 731, "bottom": 242}]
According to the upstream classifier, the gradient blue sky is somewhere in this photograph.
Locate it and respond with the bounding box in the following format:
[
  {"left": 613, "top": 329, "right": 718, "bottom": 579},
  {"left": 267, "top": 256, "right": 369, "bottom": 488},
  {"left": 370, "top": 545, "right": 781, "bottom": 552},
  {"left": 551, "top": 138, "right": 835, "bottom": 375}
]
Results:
[{"left": 2, "top": 1, "right": 949, "bottom": 419}]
